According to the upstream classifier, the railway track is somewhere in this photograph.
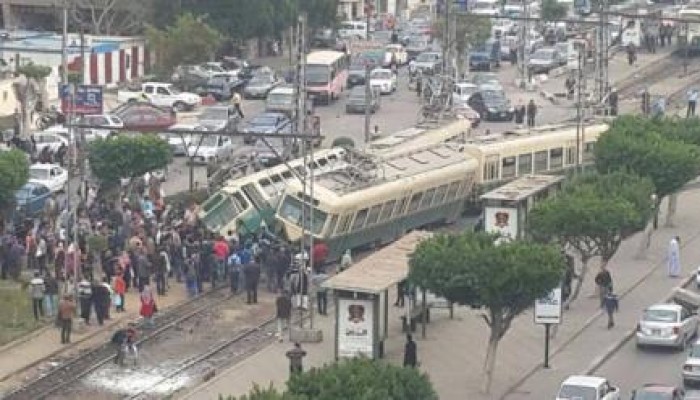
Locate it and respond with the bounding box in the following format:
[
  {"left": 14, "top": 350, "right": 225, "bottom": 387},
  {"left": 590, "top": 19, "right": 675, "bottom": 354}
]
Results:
[
  {"left": 615, "top": 55, "right": 679, "bottom": 98},
  {"left": 3, "top": 286, "right": 231, "bottom": 400}
]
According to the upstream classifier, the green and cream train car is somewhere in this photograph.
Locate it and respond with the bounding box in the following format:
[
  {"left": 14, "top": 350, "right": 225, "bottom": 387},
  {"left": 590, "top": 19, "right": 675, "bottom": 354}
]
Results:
[
  {"left": 460, "top": 122, "right": 609, "bottom": 188},
  {"left": 275, "top": 144, "right": 479, "bottom": 260}
]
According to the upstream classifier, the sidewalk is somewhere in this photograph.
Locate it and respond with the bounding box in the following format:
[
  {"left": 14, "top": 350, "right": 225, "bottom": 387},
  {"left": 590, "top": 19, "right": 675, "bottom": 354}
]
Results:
[
  {"left": 181, "top": 187, "right": 700, "bottom": 400},
  {"left": 0, "top": 284, "right": 188, "bottom": 395}
]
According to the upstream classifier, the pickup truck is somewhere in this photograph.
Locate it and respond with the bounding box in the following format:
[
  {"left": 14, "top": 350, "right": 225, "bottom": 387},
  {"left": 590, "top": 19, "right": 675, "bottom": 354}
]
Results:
[
  {"left": 556, "top": 375, "right": 620, "bottom": 400},
  {"left": 117, "top": 82, "right": 201, "bottom": 112}
]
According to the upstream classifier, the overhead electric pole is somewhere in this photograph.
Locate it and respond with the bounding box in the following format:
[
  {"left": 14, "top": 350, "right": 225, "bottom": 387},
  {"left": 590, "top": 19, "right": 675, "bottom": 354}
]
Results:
[
  {"left": 61, "top": 2, "right": 68, "bottom": 84},
  {"left": 595, "top": 0, "right": 610, "bottom": 109}
]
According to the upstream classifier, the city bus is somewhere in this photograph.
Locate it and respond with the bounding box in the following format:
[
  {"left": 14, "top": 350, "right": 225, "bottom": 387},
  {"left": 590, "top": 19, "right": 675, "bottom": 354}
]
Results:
[
  {"left": 305, "top": 50, "right": 350, "bottom": 105},
  {"left": 678, "top": 7, "right": 700, "bottom": 55}
]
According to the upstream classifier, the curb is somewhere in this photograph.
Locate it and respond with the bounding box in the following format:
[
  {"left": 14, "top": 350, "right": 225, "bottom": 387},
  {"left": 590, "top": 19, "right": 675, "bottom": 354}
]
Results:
[
  {"left": 500, "top": 228, "right": 700, "bottom": 400},
  {"left": 583, "top": 273, "right": 696, "bottom": 375}
]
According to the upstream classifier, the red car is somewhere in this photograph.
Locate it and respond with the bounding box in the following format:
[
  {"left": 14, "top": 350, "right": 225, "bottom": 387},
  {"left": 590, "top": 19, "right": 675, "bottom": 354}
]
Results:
[{"left": 112, "top": 102, "right": 176, "bottom": 132}]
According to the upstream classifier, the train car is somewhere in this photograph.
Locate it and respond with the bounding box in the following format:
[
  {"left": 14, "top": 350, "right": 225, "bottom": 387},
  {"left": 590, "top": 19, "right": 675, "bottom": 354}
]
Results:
[
  {"left": 678, "top": 7, "right": 700, "bottom": 55},
  {"left": 458, "top": 122, "right": 609, "bottom": 189},
  {"left": 199, "top": 147, "right": 349, "bottom": 238},
  {"left": 275, "top": 145, "right": 479, "bottom": 260},
  {"left": 366, "top": 118, "right": 471, "bottom": 157}
]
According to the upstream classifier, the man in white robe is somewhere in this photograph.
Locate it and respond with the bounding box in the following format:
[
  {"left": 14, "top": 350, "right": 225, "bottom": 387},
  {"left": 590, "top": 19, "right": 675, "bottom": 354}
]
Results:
[{"left": 668, "top": 236, "right": 681, "bottom": 278}]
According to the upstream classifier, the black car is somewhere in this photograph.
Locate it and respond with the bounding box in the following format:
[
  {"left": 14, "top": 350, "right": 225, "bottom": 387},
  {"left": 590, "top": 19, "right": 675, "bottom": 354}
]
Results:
[
  {"left": 467, "top": 90, "right": 514, "bottom": 122},
  {"left": 469, "top": 52, "right": 492, "bottom": 71},
  {"left": 345, "top": 85, "right": 381, "bottom": 114},
  {"left": 239, "top": 112, "right": 291, "bottom": 144},
  {"left": 347, "top": 62, "right": 369, "bottom": 88}
]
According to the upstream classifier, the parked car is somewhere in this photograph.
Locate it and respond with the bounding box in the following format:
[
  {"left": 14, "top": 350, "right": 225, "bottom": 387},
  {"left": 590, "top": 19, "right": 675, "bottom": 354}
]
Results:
[
  {"left": 630, "top": 384, "right": 684, "bottom": 400},
  {"left": 311, "top": 28, "right": 337, "bottom": 48},
  {"left": 28, "top": 163, "right": 68, "bottom": 193},
  {"left": 189, "top": 132, "right": 234, "bottom": 165},
  {"left": 76, "top": 114, "right": 123, "bottom": 142},
  {"left": 469, "top": 51, "right": 493, "bottom": 71},
  {"left": 14, "top": 182, "right": 52, "bottom": 219},
  {"left": 468, "top": 72, "right": 502, "bottom": 89},
  {"left": 636, "top": 303, "right": 699, "bottom": 349},
  {"left": 386, "top": 43, "right": 409, "bottom": 65},
  {"left": 556, "top": 375, "right": 620, "bottom": 400},
  {"left": 453, "top": 82, "right": 479, "bottom": 106},
  {"left": 405, "top": 35, "right": 431, "bottom": 60},
  {"left": 113, "top": 103, "right": 177, "bottom": 132},
  {"left": 528, "top": 48, "right": 561, "bottom": 74},
  {"left": 345, "top": 85, "right": 381, "bottom": 114},
  {"left": 409, "top": 51, "right": 442, "bottom": 75},
  {"left": 117, "top": 82, "right": 200, "bottom": 112},
  {"left": 200, "top": 62, "right": 238, "bottom": 79},
  {"left": 203, "top": 74, "right": 246, "bottom": 101},
  {"left": 337, "top": 20, "right": 368, "bottom": 40},
  {"left": 369, "top": 68, "right": 397, "bottom": 94},
  {"left": 197, "top": 105, "right": 240, "bottom": 131},
  {"left": 555, "top": 41, "right": 574, "bottom": 66},
  {"left": 243, "top": 73, "right": 283, "bottom": 99},
  {"left": 453, "top": 103, "right": 481, "bottom": 128},
  {"left": 467, "top": 90, "right": 514, "bottom": 122},
  {"left": 265, "top": 85, "right": 297, "bottom": 116},
  {"left": 347, "top": 60, "right": 370, "bottom": 88},
  {"left": 684, "top": 340, "right": 700, "bottom": 386},
  {"left": 221, "top": 57, "right": 249, "bottom": 77},
  {"left": 252, "top": 124, "right": 298, "bottom": 166},
  {"left": 238, "top": 112, "right": 292, "bottom": 144}
]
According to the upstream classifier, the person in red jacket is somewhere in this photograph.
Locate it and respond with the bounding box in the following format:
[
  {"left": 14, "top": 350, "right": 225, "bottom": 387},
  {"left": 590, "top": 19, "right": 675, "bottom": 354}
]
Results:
[
  {"left": 139, "top": 285, "right": 157, "bottom": 328},
  {"left": 213, "top": 236, "right": 230, "bottom": 284},
  {"left": 311, "top": 242, "right": 329, "bottom": 273}
]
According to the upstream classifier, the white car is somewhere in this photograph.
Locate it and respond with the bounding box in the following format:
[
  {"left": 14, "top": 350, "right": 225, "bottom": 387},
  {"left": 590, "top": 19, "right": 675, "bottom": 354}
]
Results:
[
  {"left": 189, "top": 134, "right": 234, "bottom": 165},
  {"left": 200, "top": 62, "right": 238, "bottom": 79},
  {"left": 556, "top": 375, "right": 620, "bottom": 400},
  {"left": 77, "top": 114, "right": 124, "bottom": 142},
  {"left": 636, "top": 303, "right": 699, "bottom": 349},
  {"left": 33, "top": 130, "right": 69, "bottom": 153},
  {"left": 386, "top": 44, "right": 408, "bottom": 65},
  {"left": 453, "top": 82, "right": 479, "bottom": 106},
  {"left": 28, "top": 163, "right": 68, "bottom": 193},
  {"left": 683, "top": 340, "right": 700, "bottom": 386},
  {"left": 369, "top": 68, "right": 397, "bottom": 95}
]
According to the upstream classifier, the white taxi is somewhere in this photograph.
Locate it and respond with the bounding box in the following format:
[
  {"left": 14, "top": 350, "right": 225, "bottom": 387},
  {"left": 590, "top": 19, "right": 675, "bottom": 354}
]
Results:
[
  {"left": 369, "top": 68, "right": 397, "bottom": 95},
  {"left": 28, "top": 163, "right": 68, "bottom": 194}
]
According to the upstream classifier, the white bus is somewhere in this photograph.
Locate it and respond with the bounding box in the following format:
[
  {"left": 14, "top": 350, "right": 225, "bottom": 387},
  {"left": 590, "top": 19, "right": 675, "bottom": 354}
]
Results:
[{"left": 305, "top": 50, "right": 350, "bottom": 104}]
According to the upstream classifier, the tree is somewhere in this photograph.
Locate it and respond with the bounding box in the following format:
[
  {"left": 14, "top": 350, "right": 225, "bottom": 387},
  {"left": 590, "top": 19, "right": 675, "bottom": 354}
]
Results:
[
  {"left": 433, "top": 14, "right": 492, "bottom": 75},
  {"left": 87, "top": 135, "right": 171, "bottom": 186},
  {"left": 70, "top": 0, "right": 153, "bottom": 35},
  {"left": 13, "top": 63, "right": 51, "bottom": 139},
  {"left": 595, "top": 116, "right": 700, "bottom": 227},
  {"left": 146, "top": 13, "right": 222, "bottom": 74},
  {"left": 224, "top": 358, "right": 437, "bottom": 400},
  {"left": 541, "top": 0, "right": 568, "bottom": 21},
  {"left": 409, "top": 232, "right": 565, "bottom": 393},
  {"left": 0, "top": 149, "right": 29, "bottom": 208},
  {"left": 528, "top": 172, "right": 654, "bottom": 306}
]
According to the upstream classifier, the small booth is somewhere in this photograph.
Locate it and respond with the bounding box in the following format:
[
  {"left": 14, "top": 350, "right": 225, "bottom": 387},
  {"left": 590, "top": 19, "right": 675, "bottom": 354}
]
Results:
[
  {"left": 481, "top": 175, "right": 565, "bottom": 240},
  {"left": 322, "top": 231, "right": 432, "bottom": 360}
]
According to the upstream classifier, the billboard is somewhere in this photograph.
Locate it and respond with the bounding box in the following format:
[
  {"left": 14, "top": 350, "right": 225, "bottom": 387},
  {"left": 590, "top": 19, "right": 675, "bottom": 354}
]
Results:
[
  {"left": 60, "top": 84, "right": 104, "bottom": 115},
  {"left": 534, "top": 288, "right": 562, "bottom": 325},
  {"left": 337, "top": 298, "right": 374, "bottom": 358},
  {"left": 484, "top": 206, "right": 518, "bottom": 241}
]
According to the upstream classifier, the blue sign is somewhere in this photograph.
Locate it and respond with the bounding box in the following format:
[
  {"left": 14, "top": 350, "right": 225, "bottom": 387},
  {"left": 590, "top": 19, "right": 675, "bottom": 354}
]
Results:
[{"left": 60, "top": 84, "right": 103, "bottom": 115}]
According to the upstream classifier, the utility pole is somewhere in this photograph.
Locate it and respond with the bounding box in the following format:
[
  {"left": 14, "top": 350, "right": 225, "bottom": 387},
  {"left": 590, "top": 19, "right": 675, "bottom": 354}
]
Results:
[
  {"left": 61, "top": 2, "right": 68, "bottom": 84},
  {"left": 595, "top": 0, "right": 610, "bottom": 108},
  {"left": 519, "top": 0, "right": 531, "bottom": 87},
  {"left": 442, "top": 0, "right": 450, "bottom": 74},
  {"left": 364, "top": 2, "right": 372, "bottom": 145},
  {"left": 575, "top": 47, "right": 584, "bottom": 173}
]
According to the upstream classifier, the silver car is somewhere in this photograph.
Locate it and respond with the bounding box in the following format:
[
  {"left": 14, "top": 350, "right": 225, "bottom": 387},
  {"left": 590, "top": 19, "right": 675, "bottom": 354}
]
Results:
[
  {"left": 684, "top": 340, "right": 700, "bottom": 385},
  {"left": 528, "top": 48, "right": 560, "bottom": 74},
  {"left": 636, "top": 304, "right": 699, "bottom": 350}
]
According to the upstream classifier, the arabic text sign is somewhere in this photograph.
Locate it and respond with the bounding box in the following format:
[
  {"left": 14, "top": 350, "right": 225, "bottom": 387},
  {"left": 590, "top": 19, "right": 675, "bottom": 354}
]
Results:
[
  {"left": 60, "top": 84, "right": 104, "bottom": 115},
  {"left": 534, "top": 287, "right": 562, "bottom": 325}
]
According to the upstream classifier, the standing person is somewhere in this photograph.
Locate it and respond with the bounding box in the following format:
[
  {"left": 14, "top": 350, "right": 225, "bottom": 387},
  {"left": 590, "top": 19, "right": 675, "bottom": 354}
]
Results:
[
  {"left": 58, "top": 294, "right": 76, "bottom": 344},
  {"left": 231, "top": 90, "right": 245, "bottom": 118},
  {"left": 113, "top": 271, "right": 126, "bottom": 312},
  {"left": 394, "top": 280, "right": 406, "bottom": 307},
  {"left": 92, "top": 279, "right": 110, "bottom": 326},
  {"left": 244, "top": 256, "right": 261, "bottom": 304},
  {"left": 565, "top": 75, "right": 576, "bottom": 100},
  {"left": 44, "top": 272, "right": 59, "bottom": 318},
  {"left": 594, "top": 267, "right": 613, "bottom": 307},
  {"left": 627, "top": 44, "right": 636, "bottom": 66},
  {"left": 668, "top": 236, "right": 681, "bottom": 278},
  {"left": 227, "top": 250, "right": 242, "bottom": 294},
  {"left": 35, "top": 235, "right": 47, "bottom": 275},
  {"left": 213, "top": 235, "right": 229, "bottom": 286},
  {"left": 139, "top": 285, "right": 157, "bottom": 328},
  {"left": 687, "top": 89, "right": 698, "bottom": 118},
  {"left": 78, "top": 277, "right": 93, "bottom": 324},
  {"left": 641, "top": 88, "right": 651, "bottom": 116},
  {"left": 603, "top": 290, "right": 619, "bottom": 329},
  {"left": 275, "top": 291, "right": 292, "bottom": 342},
  {"left": 403, "top": 334, "right": 417, "bottom": 368},
  {"left": 340, "top": 249, "right": 353, "bottom": 272},
  {"left": 154, "top": 248, "right": 168, "bottom": 296},
  {"left": 514, "top": 101, "right": 526, "bottom": 128},
  {"left": 29, "top": 271, "right": 45, "bottom": 321},
  {"left": 312, "top": 270, "right": 329, "bottom": 316},
  {"left": 286, "top": 342, "right": 307, "bottom": 376},
  {"left": 526, "top": 99, "right": 537, "bottom": 128},
  {"left": 608, "top": 88, "right": 619, "bottom": 116}
]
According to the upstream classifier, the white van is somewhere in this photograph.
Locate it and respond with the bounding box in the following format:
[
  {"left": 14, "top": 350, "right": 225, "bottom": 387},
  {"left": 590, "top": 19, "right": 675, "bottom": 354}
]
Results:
[{"left": 338, "top": 21, "right": 368, "bottom": 40}]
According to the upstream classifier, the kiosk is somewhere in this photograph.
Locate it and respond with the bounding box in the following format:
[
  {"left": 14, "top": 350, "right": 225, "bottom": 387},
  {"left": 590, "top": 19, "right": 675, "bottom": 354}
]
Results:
[{"left": 481, "top": 175, "right": 564, "bottom": 240}]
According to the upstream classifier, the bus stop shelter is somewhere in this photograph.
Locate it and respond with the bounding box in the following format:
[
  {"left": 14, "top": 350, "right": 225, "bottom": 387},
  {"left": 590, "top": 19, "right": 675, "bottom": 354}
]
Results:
[{"left": 322, "top": 230, "right": 433, "bottom": 360}]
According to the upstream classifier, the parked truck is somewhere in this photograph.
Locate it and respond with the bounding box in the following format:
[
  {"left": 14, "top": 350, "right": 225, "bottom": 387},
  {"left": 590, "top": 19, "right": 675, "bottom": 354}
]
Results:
[{"left": 117, "top": 82, "right": 201, "bottom": 112}]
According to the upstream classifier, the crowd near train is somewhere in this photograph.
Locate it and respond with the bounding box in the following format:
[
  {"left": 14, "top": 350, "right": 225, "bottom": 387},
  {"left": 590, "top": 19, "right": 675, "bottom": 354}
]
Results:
[{"left": 200, "top": 120, "right": 608, "bottom": 262}]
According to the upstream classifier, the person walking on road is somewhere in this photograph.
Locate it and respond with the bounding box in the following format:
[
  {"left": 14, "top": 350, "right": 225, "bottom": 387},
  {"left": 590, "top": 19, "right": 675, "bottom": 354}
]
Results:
[
  {"left": 526, "top": 99, "right": 537, "bottom": 128},
  {"left": 244, "top": 256, "right": 261, "bottom": 304},
  {"left": 29, "top": 271, "right": 45, "bottom": 321},
  {"left": 78, "top": 277, "right": 93, "bottom": 325},
  {"left": 231, "top": 90, "right": 245, "bottom": 118},
  {"left": 668, "top": 236, "right": 681, "bottom": 278},
  {"left": 139, "top": 285, "right": 157, "bottom": 328},
  {"left": 403, "top": 334, "right": 418, "bottom": 368},
  {"left": 687, "top": 89, "right": 698, "bottom": 118},
  {"left": 594, "top": 267, "right": 613, "bottom": 307},
  {"left": 603, "top": 290, "right": 619, "bottom": 329},
  {"left": 58, "top": 294, "right": 76, "bottom": 344},
  {"left": 286, "top": 342, "right": 307, "bottom": 375},
  {"left": 44, "top": 272, "right": 59, "bottom": 318},
  {"left": 275, "top": 291, "right": 292, "bottom": 342}
]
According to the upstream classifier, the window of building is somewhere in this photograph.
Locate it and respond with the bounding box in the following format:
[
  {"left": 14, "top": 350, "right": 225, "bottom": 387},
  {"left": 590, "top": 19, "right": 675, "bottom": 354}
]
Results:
[
  {"left": 534, "top": 150, "right": 548, "bottom": 172},
  {"left": 352, "top": 209, "right": 369, "bottom": 230},
  {"left": 550, "top": 148, "right": 563, "bottom": 169},
  {"left": 518, "top": 153, "right": 532, "bottom": 175},
  {"left": 502, "top": 156, "right": 516, "bottom": 178}
]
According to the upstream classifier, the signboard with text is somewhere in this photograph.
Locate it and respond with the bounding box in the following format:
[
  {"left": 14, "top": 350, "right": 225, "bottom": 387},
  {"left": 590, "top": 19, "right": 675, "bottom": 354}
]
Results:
[
  {"left": 534, "top": 287, "right": 562, "bottom": 325},
  {"left": 60, "top": 84, "right": 104, "bottom": 115},
  {"left": 337, "top": 298, "right": 374, "bottom": 358}
]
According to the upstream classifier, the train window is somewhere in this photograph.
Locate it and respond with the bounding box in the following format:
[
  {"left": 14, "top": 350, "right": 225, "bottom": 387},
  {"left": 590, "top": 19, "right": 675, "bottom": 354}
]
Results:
[
  {"left": 352, "top": 209, "right": 369, "bottom": 230},
  {"left": 433, "top": 185, "right": 448, "bottom": 205},
  {"left": 518, "top": 153, "right": 532, "bottom": 175},
  {"left": 317, "top": 158, "right": 329, "bottom": 167},
  {"left": 366, "top": 205, "right": 382, "bottom": 226},
  {"left": 407, "top": 193, "right": 423, "bottom": 213},
  {"left": 459, "top": 177, "right": 473, "bottom": 196},
  {"left": 335, "top": 214, "right": 353, "bottom": 235},
  {"left": 421, "top": 188, "right": 436, "bottom": 209},
  {"left": 550, "top": 148, "right": 563, "bottom": 169},
  {"left": 379, "top": 200, "right": 396, "bottom": 222},
  {"left": 566, "top": 146, "right": 576, "bottom": 165},
  {"left": 394, "top": 196, "right": 408, "bottom": 216},
  {"left": 328, "top": 155, "right": 338, "bottom": 163},
  {"left": 446, "top": 182, "right": 459, "bottom": 200},
  {"left": 483, "top": 157, "right": 499, "bottom": 182},
  {"left": 502, "top": 156, "right": 516, "bottom": 179},
  {"left": 271, "top": 174, "right": 282, "bottom": 183},
  {"left": 282, "top": 171, "right": 293, "bottom": 179},
  {"left": 326, "top": 214, "right": 339, "bottom": 236},
  {"left": 232, "top": 192, "right": 249, "bottom": 210},
  {"left": 584, "top": 142, "right": 595, "bottom": 161},
  {"left": 242, "top": 183, "right": 267, "bottom": 210},
  {"left": 534, "top": 150, "right": 548, "bottom": 172}
]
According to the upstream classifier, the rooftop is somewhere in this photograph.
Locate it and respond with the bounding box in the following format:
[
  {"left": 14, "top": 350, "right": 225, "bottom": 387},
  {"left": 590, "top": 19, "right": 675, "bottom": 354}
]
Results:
[
  {"left": 460, "top": 122, "right": 607, "bottom": 147},
  {"left": 480, "top": 174, "right": 564, "bottom": 202}
]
